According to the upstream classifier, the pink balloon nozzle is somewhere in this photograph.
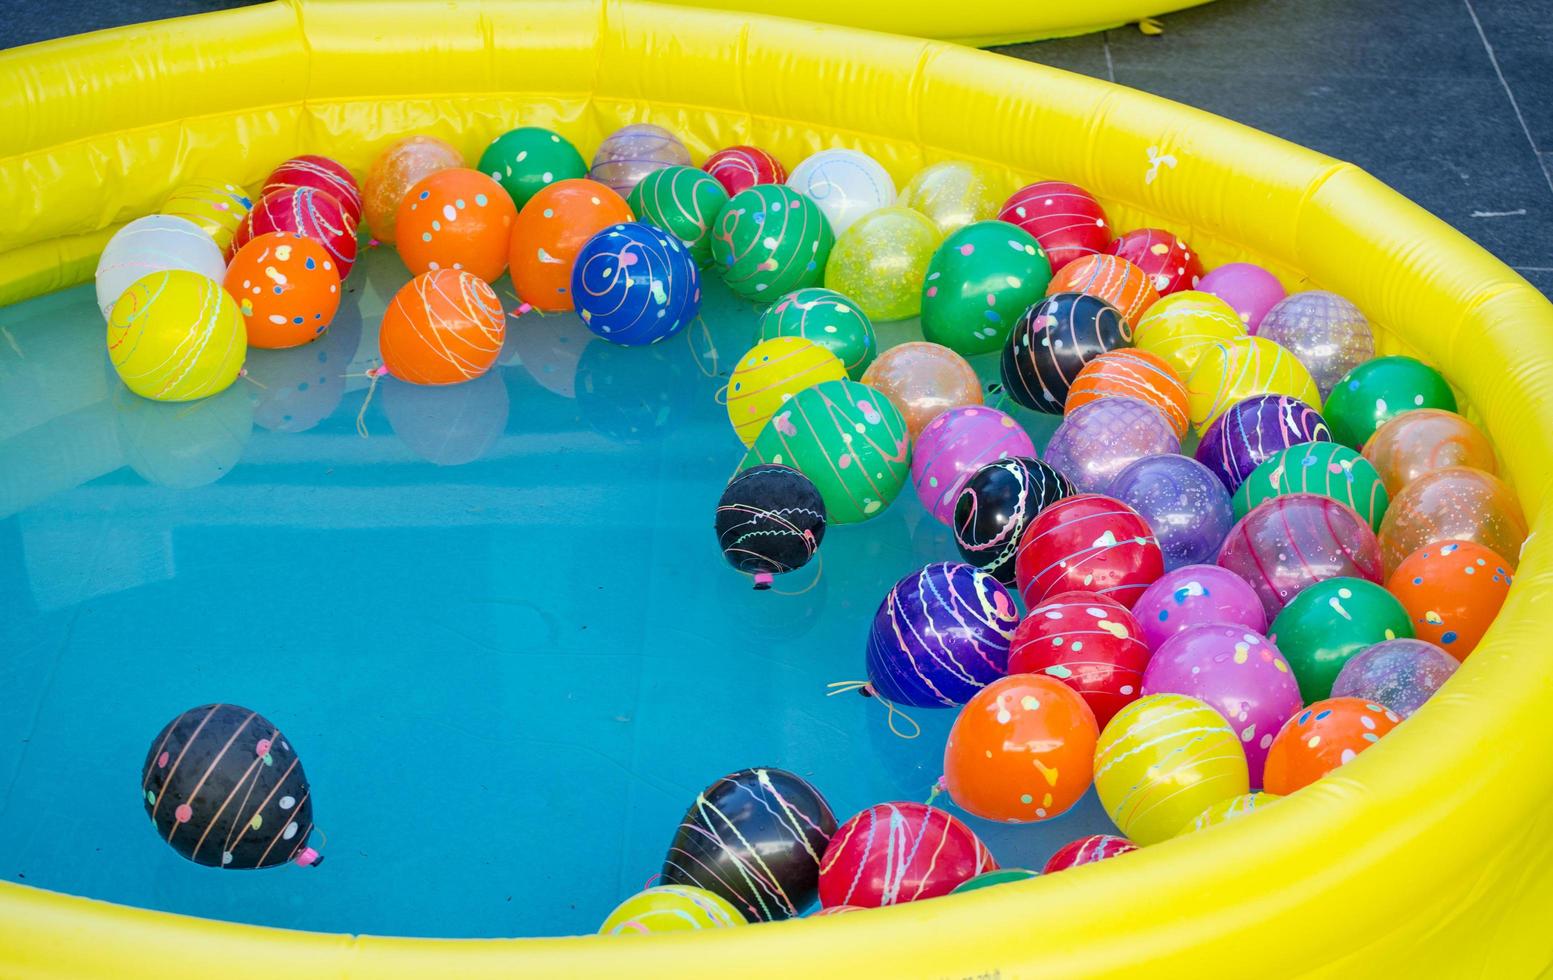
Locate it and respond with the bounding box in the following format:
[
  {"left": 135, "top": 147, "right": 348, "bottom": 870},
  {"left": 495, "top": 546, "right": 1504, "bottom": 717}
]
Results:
[
  {"left": 295, "top": 847, "right": 322, "bottom": 868},
  {"left": 753, "top": 571, "right": 774, "bottom": 590}
]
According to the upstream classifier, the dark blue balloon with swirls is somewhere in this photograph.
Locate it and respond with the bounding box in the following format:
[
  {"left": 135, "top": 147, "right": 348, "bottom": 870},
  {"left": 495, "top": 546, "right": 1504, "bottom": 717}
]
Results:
[
  {"left": 1194, "top": 393, "right": 1330, "bottom": 492},
  {"left": 572, "top": 222, "right": 701, "bottom": 347},
  {"left": 865, "top": 561, "right": 1019, "bottom": 708}
]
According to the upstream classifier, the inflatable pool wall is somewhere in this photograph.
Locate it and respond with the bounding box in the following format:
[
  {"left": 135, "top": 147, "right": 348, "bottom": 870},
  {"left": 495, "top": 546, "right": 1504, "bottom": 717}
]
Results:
[{"left": 4, "top": 1, "right": 1553, "bottom": 976}]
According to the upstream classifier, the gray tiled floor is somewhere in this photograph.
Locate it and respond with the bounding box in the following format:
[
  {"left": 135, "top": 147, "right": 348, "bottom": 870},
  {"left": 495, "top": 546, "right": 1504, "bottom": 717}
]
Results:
[{"left": 6, "top": 0, "right": 1550, "bottom": 292}]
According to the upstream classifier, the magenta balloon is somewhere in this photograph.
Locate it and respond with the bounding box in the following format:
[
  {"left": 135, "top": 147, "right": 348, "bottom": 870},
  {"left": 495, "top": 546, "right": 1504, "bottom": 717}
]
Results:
[
  {"left": 911, "top": 405, "right": 1036, "bottom": 524},
  {"left": 1133, "top": 564, "right": 1269, "bottom": 652},
  {"left": 1141, "top": 623, "right": 1301, "bottom": 788},
  {"left": 1045, "top": 396, "right": 1180, "bottom": 494},
  {"left": 1216, "top": 494, "right": 1383, "bottom": 619},
  {"left": 1200, "top": 262, "right": 1286, "bottom": 332}
]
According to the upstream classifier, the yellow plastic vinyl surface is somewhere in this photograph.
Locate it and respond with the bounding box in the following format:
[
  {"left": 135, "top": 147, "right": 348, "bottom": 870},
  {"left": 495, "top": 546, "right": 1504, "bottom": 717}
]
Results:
[{"left": 3, "top": 2, "right": 1553, "bottom": 977}]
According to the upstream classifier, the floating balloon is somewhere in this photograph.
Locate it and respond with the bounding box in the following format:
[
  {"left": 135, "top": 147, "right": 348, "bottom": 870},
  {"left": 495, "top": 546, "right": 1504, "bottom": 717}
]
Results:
[
  {"left": 235, "top": 187, "right": 358, "bottom": 280},
  {"left": 589, "top": 123, "right": 692, "bottom": 197},
  {"left": 1001, "top": 292, "right": 1132, "bottom": 414},
  {"left": 1263, "top": 698, "right": 1400, "bottom": 796},
  {"left": 141, "top": 703, "right": 319, "bottom": 869},
  {"left": 509, "top": 178, "right": 634, "bottom": 312},
  {"left": 1217, "top": 494, "right": 1384, "bottom": 618},
  {"left": 379, "top": 268, "right": 505, "bottom": 385},
  {"left": 478, "top": 126, "right": 587, "bottom": 210},
  {"left": 1108, "top": 453, "right": 1235, "bottom": 570},
  {"left": 787, "top": 148, "right": 896, "bottom": 237},
  {"left": 159, "top": 179, "right": 252, "bottom": 258},
  {"left": 728, "top": 337, "right": 848, "bottom": 446},
  {"left": 1043, "top": 835, "right": 1137, "bottom": 873},
  {"left": 1232, "top": 440, "right": 1389, "bottom": 532},
  {"left": 1045, "top": 397, "right": 1180, "bottom": 494},
  {"left": 261, "top": 154, "right": 362, "bottom": 225},
  {"left": 628, "top": 165, "right": 730, "bottom": 266},
  {"left": 108, "top": 270, "right": 246, "bottom": 402},
  {"left": 818, "top": 803, "right": 994, "bottom": 908},
  {"left": 1377, "top": 466, "right": 1526, "bottom": 576},
  {"left": 599, "top": 885, "right": 746, "bottom": 935},
  {"left": 1333, "top": 638, "right": 1458, "bottom": 717},
  {"left": 713, "top": 184, "right": 835, "bottom": 301},
  {"left": 395, "top": 167, "right": 517, "bottom": 282},
  {"left": 1133, "top": 290, "right": 1247, "bottom": 379},
  {"left": 1184, "top": 792, "right": 1279, "bottom": 834},
  {"left": 899, "top": 161, "right": 1006, "bottom": 234},
  {"left": 953, "top": 456, "right": 1075, "bottom": 586},
  {"left": 1134, "top": 565, "right": 1269, "bottom": 651},
  {"left": 1323, "top": 355, "right": 1457, "bottom": 448},
  {"left": 1186, "top": 337, "right": 1320, "bottom": 432},
  {"left": 866, "top": 562, "right": 1018, "bottom": 707},
  {"left": 824, "top": 207, "right": 942, "bottom": 322},
  {"left": 921, "top": 221, "right": 1051, "bottom": 355},
  {"left": 1194, "top": 393, "right": 1331, "bottom": 492},
  {"left": 1094, "top": 693, "right": 1250, "bottom": 845},
  {"left": 703, "top": 145, "right": 788, "bottom": 197},
  {"left": 224, "top": 233, "right": 341, "bottom": 349},
  {"left": 1066, "top": 348, "right": 1189, "bottom": 439},
  {"left": 1008, "top": 591, "right": 1150, "bottom": 727},
  {"left": 1387, "top": 540, "right": 1513, "bottom": 659},
  {"left": 1362, "top": 409, "right": 1497, "bottom": 494},
  {"left": 1199, "top": 262, "right": 1285, "bottom": 330},
  {"left": 661, "top": 767, "right": 837, "bottom": 921},
  {"left": 757, "top": 287, "right": 877, "bottom": 379},
  {"left": 573, "top": 222, "right": 701, "bottom": 346},
  {"left": 714, "top": 465, "right": 827, "bottom": 588},
  {"left": 1268, "top": 577, "right": 1413, "bottom": 703},
  {"left": 1108, "top": 228, "right": 1204, "bottom": 296},
  {"left": 1046, "top": 253, "right": 1161, "bottom": 326},
  {"left": 1015, "top": 493, "right": 1164, "bottom": 609},
  {"left": 363, "top": 134, "right": 464, "bottom": 243},
  {"left": 740, "top": 378, "right": 910, "bottom": 524},
  {"left": 861, "top": 341, "right": 982, "bottom": 440},
  {"left": 997, "top": 181, "right": 1110, "bottom": 271},
  {"left": 944, "top": 674, "right": 1098, "bottom": 822},
  {"left": 1255, "top": 290, "right": 1374, "bottom": 398},
  {"left": 912, "top": 406, "right": 1035, "bottom": 524},
  {"left": 950, "top": 869, "right": 1040, "bottom": 894},
  {"left": 95, "top": 215, "right": 227, "bottom": 319}
]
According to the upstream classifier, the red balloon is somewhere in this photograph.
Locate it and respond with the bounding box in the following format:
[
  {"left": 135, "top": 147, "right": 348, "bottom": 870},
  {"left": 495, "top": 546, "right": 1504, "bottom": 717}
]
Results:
[
  {"left": 997, "top": 180, "right": 1111, "bottom": 272},
  {"left": 261, "top": 154, "right": 363, "bottom": 225},
  {"left": 1108, "top": 228, "right": 1204, "bottom": 296},
  {"left": 234, "top": 187, "right": 358, "bottom": 280},
  {"left": 703, "top": 145, "right": 788, "bottom": 197},
  {"left": 818, "top": 802, "right": 994, "bottom": 908},
  {"left": 1015, "top": 494, "right": 1164, "bottom": 609},
  {"left": 1043, "top": 834, "right": 1137, "bottom": 874},
  {"left": 1009, "top": 591, "right": 1150, "bottom": 727}
]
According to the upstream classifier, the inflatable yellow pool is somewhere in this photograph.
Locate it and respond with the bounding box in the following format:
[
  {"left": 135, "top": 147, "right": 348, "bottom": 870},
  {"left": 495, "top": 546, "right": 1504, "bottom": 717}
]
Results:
[{"left": 3, "top": 1, "right": 1553, "bottom": 975}]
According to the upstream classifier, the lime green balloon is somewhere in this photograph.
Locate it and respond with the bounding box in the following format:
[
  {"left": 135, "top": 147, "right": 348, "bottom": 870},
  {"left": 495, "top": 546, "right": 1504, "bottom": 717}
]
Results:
[
  {"left": 1233, "top": 441, "right": 1390, "bottom": 530},
  {"left": 1268, "top": 577, "right": 1414, "bottom": 703},
  {"left": 628, "top": 165, "right": 729, "bottom": 267},
  {"left": 824, "top": 207, "right": 943, "bottom": 322},
  {"left": 921, "top": 221, "right": 1051, "bottom": 356},
  {"left": 712, "top": 185, "right": 835, "bottom": 301},
  {"left": 758, "top": 287, "right": 877, "bottom": 379},
  {"left": 1323, "top": 355, "right": 1457, "bottom": 448},
  {"left": 740, "top": 378, "right": 910, "bottom": 523},
  {"left": 950, "top": 868, "right": 1039, "bottom": 894},
  {"left": 477, "top": 127, "right": 586, "bottom": 210}
]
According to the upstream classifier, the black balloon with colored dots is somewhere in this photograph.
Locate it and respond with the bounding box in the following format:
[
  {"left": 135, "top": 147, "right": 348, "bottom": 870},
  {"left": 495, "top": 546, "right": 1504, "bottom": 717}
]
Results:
[{"left": 954, "top": 455, "right": 1076, "bottom": 586}]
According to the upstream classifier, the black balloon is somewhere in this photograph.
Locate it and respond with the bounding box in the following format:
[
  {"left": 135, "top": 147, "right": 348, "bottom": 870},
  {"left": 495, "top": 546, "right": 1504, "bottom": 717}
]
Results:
[
  {"left": 953, "top": 456, "right": 1076, "bottom": 585},
  {"left": 1001, "top": 292, "right": 1132, "bottom": 413},
  {"left": 662, "top": 767, "right": 838, "bottom": 921},
  {"left": 141, "top": 704, "right": 319, "bottom": 870},
  {"left": 715, "top": 464, "right": 826, "bottom": 589}
]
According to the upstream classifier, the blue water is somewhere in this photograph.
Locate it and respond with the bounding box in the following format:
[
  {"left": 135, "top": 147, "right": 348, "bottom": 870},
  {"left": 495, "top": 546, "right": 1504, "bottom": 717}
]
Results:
[{"left": 0, "top": 243, "right": 1108, "bottom": 939}]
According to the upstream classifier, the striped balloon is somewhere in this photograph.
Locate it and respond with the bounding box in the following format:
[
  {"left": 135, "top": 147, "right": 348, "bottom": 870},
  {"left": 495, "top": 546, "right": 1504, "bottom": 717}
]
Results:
[
  {"left": 629, "top": 165, "right": 729, "bottom": 266},
  {"left": 757, "top": 287, "right": 877, "bottom": 379},
  {"left": 588, "top": 123, "right": 692, "bottom": 198},
  {"left": 1046, "top": 253, "right": 1162, "bottom": 326},
  {"left": 235, "top": 186, "right": 359, "bottom": 279},
  {"left": 997, "top": 180, "right": 1111, "bottom": 271},
  {"left": 1186, "top": 336, "right": 1320, "bottom": 432},
  {"left": 1043, "top": 834, "right": 1137, "bottom": 873},
  {"left": 1235, "top": 441, "right": 1390, "bottom": 531},
  {"left": 703, "top": 145, "right": 788, "bottom": 197},
  {"left": 1008, "top": 590, "right": 1150, "bottom": 727},
  {"left": 95, "top": 215, "right": 228, "bottom": 319},
  {"left": 573, "top": 222, "right": 701, "bottom": 347},
  {"left": 1108, "top": 227, "right": 1205, "bottom": 296},
  {"left": 380, "top": 268, "right": 505, "bottom": 385},
  {"left": 1001, "top": 292, "right": 1132, "bottom": 414},
  {"left": 727, "top": 337, "right": 847, "bottom": 446},
  {"left": 262, "top": 154, "right": 363, "bottom": 224},
  {"left": 107, "top": 269, "right": 246, "bottom": 402},
  {"left": 953, "top": 456, "right": 1076, "bottom": 586},
  {"left": 1014, "top": 494, "right": 1164, "bottom": 609},
  {"left": 1133, "top": 290, "right": 1247, "bottom": 379},
  {"left": 1195, "top": 393, "right": 1331, "bottom": 492},
  {"left": 712, "top": 184, "right": 835, "bottom": 301},
  {"left": 818, "top": 802, "right": 994, "bottom": 908},
  {"left": 159, "top": 179, "right": 252, "bottom": 258},
  {"left": 1183, "top": 791, "right": 1280, "bottom": 834},
  {"left": 911, "top": 405, "right": 1036, "bottom": 524},
  {"left": 1218, "top": 494, "right": 1383, "bottom": 618},
  {"left": 598, "top": 885, "right": 745, "bottom": 934}
]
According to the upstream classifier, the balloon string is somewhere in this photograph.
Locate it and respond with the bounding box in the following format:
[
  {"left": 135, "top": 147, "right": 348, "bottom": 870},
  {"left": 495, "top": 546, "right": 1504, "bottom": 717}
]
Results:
[
  {"left": 355, "top": 365, "right": 387, "bottom": 439},
  {"left": 687, "top": 316, "right": 722, "bottom": 379},
  {"left": 924, "top": 776, "right": 947, "bottom": 808},
  {"left": 713, "top": 383, "right": 729, "bottom": 406},
  {"left": 238, "top": 367, "right": 268, "bottom": 390},
  {"left": 771, "top": 552, "right": 823, "bottom": 596},
  {"left": 824, "top": 681, "right": 920, "bottom": 740}
]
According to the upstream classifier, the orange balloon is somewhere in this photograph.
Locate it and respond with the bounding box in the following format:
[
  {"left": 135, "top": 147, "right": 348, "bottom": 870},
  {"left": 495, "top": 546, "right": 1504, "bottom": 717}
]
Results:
[
  {"left": 1362, "top": 409, "right": 1498, "bottom": 494},
  {"left": 363, "top": 135, "right": 465, "bottom": 244},
  {"left": 860, "top": 341, "right": 983, "bottom": 440},
  {"left": 1046, "top": 254, "right": 1161, "bottom": 325},
  {"left": 395, "top": 168, "right": 518, "bottom": 283},
  {"left": 1263, "top": 697, "right": 1400, "bottom": 796},
  {"left": 1386, "top": 539, "right": 1513, "bottom": 661},
  {"left": 223, "top": 233, "right": 342, "bottom": 349},
  {"left": 1064, "top": 348, "right": 1189, "bottom": 438},
  {"left": 509, "top": 179, "right": 634, "bottom": 313},
  {"left": 943, "top": 674, "right": 1098, "bottom": 823},
  {"left": 380, "top": 268, "right": 506, "bottom": 385}
]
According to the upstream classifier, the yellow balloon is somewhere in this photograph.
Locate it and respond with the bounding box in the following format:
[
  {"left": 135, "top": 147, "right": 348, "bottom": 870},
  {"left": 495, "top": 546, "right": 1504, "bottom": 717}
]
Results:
[
  {"left": 1181, "top": 791, "right": 1280, "bottom": 836},
  {"left": 1094, "top": 693, "right": 1250, "bottom": 845},
  {"left": 598, "top": 885, "right": 746, "bottom": 935},
  {"left": 896, "top": 161, "right": 1007, "bottom": 235},
  {"left": 159, "top": 179, "right": 253, "bottom": 257},
  {"left": 1186, "top": 335, "right": 1320, "bottom": 431},
  {"left": 727, "top": 337, "right": 848, "bottom": 446},
  {"left": 824, "top": 207, "right": 943, "bottom": 322},
  {"left": 1133, "top": 290, "right": 1245, "bottom": 379},
  {"left": 108, "top": 269, "right": 247, "bottom": 402}
]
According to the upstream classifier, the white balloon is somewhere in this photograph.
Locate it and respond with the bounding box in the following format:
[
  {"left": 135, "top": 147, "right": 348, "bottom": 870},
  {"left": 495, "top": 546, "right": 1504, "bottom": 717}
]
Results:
[
  {"left": 787, "top": 149, "right": 895, "bottom": 237},
  {"left": 94, "top": 215, "right": 226, "bottom": 319}
]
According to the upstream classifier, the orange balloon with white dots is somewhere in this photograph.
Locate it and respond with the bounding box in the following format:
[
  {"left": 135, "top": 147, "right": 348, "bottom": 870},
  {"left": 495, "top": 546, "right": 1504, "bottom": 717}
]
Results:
[
  {"left": 396, "top": 168, "right": 518, "bottom": 283},
  {"left": 943, "top": 673, "right": 1099, "bottom": 823},
  {"left": 508, "top": 178, "right": 633, "bottom": 312},
  {"left": 379, "top": 268, "right": 506, "bottom": 385},
  {"left": 1386, "top": 539, "right": 1513, "bottom": 661},
  {"left": 223, "top": 232, "right": 341, "bottom": 349},
  {"left": 1262, "top": 697, "right": 1400, "bottom": 796}
]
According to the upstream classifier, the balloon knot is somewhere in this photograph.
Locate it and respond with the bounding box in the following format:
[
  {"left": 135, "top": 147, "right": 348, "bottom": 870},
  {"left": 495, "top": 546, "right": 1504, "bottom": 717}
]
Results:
[{"left": 294, "top": 847, "right": 321, "bottom": 868}]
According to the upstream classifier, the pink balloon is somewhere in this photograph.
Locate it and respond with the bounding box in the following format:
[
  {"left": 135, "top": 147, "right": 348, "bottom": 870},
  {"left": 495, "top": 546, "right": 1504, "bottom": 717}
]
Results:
[
  {"left": 911, "top": 406, "right": 1036, "bottom": 524},
  {"left": 1200, "top": 262, "right": 1286, "bottom": 332},
  {"left": 1216, "top": 494, "right": 1383, "bottom": 619},
  {"left": 1133, "top": 564, "right": 1268, "bottom": 652}
]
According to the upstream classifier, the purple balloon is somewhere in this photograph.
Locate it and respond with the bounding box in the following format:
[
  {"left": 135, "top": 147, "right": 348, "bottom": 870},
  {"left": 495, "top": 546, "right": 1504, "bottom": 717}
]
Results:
[
  {"left": 1141, "top": 623, "right": 1302, "bottom": 788},
  {"left": 1216, "top": 494, "right": 1383, "bottom": 619},
  {"left": 1200, "top": 262, "right": 1286, "bottom": 331},
  {"left": 1108, "top": 454, "right": 1234, "bottom": 571},
  {"left": 1044, "top": 396, "right": 1180, "bottom": 494},
  {"left": 588, "top": 124, "right": 692, "bottom": 197},
  {"left": 912, "top": 406, "right": 1036, "bottom": 524},
  {"left": 1256, "top": 291, "right": 1374, "bottom": 399},
  {"left": 1194, "top": 394, "right": 1330, "bottom": 492},
  {"left": 1332, "top": 638, "right": 1458, "bottom": 718},
  {"left": 1134, "top": 564, "right": 1269, "bottom": 652}
]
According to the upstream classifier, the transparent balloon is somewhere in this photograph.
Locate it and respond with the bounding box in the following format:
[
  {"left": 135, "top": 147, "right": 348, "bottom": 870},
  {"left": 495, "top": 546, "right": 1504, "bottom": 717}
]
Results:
[
  {"left": 1332, "top": 638, "right": 1459, "bottom": 718},
  {"left": 1362, "top": 409, "right": 1498, "bottom": 494},
  {"left": 896, "top": 160, "right": 1006, "bottom": 235},
  {"left": 861, "top": 341, "right": 983, "bottom": 440},
  {"left": 588, "top": 123, "right": 692, "bottom": 198},
  {"left": 1217, "top": 493, "right": 1383, "bottom": 618},
  {"left": 95, "top": 215, "right": 226, "bottom": 319},
  {"left": 1256, "top": 290, "right": 1374, "bottom": 399},
  {"left": 1109, "top": 452, "right": 1234, "bottom": 570},
  {"left": 1045, "top": 397, "right": 1180, "bottom": 495},
  {"left": 1377, "top": 466, "right": 1526, "bottom": 575},
  {"left": 824, "top": 207, "right": 942, "bottom": 322}
]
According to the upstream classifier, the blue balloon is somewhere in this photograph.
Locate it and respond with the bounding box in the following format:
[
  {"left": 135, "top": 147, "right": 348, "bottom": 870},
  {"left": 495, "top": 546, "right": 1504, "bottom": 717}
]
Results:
[{"left": 572, "top": 222, "right": 701, "bottom": 346}]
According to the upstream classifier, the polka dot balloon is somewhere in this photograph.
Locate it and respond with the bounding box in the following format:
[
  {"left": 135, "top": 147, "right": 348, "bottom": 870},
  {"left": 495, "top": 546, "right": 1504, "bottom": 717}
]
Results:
[
  {"left": 1386, "top": 539, "right": 1514, "bottom": 659},
  {"left": 396, "top": 167, "right": 518, "bottom": 283},
  {"left": 757, "top": 287, "right": 877, "bottom": 379},
  {"left": 1133, "top": 564, "right": 1269, "bottom": 651},
  {"left": 1014, "top": 493, "right": 1165, "bottom": 609},
  {"left": 712, "top": 184, "right": 835, "bottom": 302},
  {"left": 1008, "top": 590, "right": 1150, "bottom": 727},
  {"left": 921, "top": 221, "right": 1052, "bottom": 356},
  {"left": 223, "top": 232, "right": 341, "bottom": 349},
  {"left": 508, "top": 178, "right": 634, "bottom": 312},
  {"left": 997, "top": 180, "right": 1111, "bottom": 272},
  {"left": 1263, "top": 698, "right": 1400, "bottom": 796}
]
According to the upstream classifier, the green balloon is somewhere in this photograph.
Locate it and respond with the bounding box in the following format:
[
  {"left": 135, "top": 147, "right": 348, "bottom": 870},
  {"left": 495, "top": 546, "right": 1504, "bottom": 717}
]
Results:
[
  {"left": 921, "top": 221, "right": 1052, "bottom": 355},
  {"left": 628, "top": 166, "right": 729, "bottom": 267},
  {"left": 757, "top": 287, "right": 878, "bottom": 379},
  {"left": 739, "top": 378, "right": 909, "bottom": 524},
  {"left": 712, "top": 185, "right": 835, "bottom": 302},
  {"left": 1233, "top": 441, "right": 1390, "bottom": 531},
  {"left": 477, "top": 127, "right": 587, "bottom": 211},
  {"left": 949, "top": 868, "right": 1040, "bottom": 894},
  {"left": 1322, "top": 355, "right": 1456, "bottom": 448},
  {"left": 1268, "top": 577, "right": 1414, "bottom": 703}
]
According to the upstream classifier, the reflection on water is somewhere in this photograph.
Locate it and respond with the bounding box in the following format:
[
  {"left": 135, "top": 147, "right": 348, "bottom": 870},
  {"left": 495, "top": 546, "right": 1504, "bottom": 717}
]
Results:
[
  {"left": 246, "top": 311, "right": 364, "bottom": 433},
  {"left": 382, "top": 370, "right": 510, "bottom": 466},
  {"left": 503, "top": 311, "right": 589, "bottom": 399}
]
